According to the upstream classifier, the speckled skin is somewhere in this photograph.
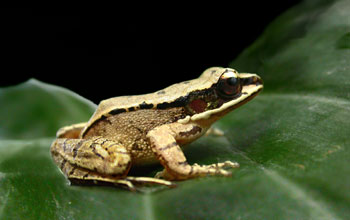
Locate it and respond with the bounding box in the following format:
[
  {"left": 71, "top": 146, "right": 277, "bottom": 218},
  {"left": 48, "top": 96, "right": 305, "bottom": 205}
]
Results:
[{"left": 83, "top": 108, "right": 187, "bottom": 165}]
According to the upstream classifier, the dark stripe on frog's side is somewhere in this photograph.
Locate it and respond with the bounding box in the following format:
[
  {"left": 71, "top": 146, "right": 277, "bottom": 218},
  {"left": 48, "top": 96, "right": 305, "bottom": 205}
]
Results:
[
  {"left": 139, "top": 101, "right": 154, "bottom": 109},
  {"left": 106, "top": 86, "right": 215, "bottom": 116},
  {"left": 156, "top": 95, "right": 189, "bottom": 109},
  {"left": 156, "top": 88, "right": 216, "bottom": 110},
  {"left": 109, "top": 108, "right": 127, "bottom": 115},
  {"left": 108, "top": 102, "right": 154, "bottom": 115},
  {"left": 128, "top": 107, "right": 136, "bottom": 111}
]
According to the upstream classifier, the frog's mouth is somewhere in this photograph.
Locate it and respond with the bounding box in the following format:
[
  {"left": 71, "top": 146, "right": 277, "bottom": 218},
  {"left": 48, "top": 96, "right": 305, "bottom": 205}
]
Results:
[{"left": 191, "top": 73, "right": 263, "bottom": 121}]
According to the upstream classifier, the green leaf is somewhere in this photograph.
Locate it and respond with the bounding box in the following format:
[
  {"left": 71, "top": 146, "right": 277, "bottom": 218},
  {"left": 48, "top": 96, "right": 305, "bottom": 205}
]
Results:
[
  {"left": 0, "top": 79, "right": 96, "bottom": 139},
  {"left": 1, "top": 0, "right": 350, "bottom": 219}
]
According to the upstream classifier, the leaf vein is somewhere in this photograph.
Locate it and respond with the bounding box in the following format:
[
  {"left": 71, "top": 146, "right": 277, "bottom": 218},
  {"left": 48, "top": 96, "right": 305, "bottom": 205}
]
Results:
[{"left": 264, "top": 169, "right": 341, "bottom": 220}]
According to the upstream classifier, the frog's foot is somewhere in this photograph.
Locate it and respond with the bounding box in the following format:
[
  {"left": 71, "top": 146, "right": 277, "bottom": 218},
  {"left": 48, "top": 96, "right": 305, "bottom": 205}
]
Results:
[
  {"left": 197, "top": 161, "right": 240, "bottom": 172},
  {"left": 155, "top": 161, "right": 239, "bottom": 180}
]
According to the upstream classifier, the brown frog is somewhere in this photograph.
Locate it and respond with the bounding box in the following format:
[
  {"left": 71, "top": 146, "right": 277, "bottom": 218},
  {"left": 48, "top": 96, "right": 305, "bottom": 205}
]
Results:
[{"left": 50, "top": 67, "right": 263, "bottom": 190}]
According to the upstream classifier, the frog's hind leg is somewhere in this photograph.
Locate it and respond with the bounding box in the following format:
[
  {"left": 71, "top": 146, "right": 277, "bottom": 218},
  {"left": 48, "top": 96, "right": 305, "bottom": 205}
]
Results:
[
  {"left": 51, "top": 136, "right": 174, "bottom": 191},
  {"left": 63, "top": 163, "right": 175, "bottom": 190},
  {"left": 51, "top": 136, "right": 132, "bottom": 176},
  {"left": 51, "top": 136, "right": 132, "bottom": 185},
  {"left": 56, "top": 160, "right": 137, "bottom": 190}
]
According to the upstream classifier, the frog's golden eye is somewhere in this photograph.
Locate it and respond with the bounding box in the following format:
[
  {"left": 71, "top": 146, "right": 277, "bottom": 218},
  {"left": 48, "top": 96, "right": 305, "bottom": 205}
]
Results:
[{"left": 217, "top": 71, "right": 242, "bottom": 99}]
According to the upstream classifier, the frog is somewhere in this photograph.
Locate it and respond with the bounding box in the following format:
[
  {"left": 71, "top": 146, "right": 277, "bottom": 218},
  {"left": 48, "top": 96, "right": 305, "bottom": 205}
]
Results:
[{"left": 50, "top": 67, "right": 263, "bottom": 191}]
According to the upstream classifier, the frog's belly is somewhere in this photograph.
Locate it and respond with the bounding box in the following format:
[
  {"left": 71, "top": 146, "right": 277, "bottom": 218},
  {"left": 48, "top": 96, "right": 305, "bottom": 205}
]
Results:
[
  {"left": 130, "top": 140, "right": 195, "bottom": 167},
  {"left": 128, "top": 143, "right": 159, "bottom": 166}
]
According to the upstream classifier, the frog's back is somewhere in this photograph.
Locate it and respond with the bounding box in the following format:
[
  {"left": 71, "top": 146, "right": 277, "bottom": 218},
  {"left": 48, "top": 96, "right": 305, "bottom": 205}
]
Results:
[{"left": 86, "top": 67, "right": 225, "bottom": 127}]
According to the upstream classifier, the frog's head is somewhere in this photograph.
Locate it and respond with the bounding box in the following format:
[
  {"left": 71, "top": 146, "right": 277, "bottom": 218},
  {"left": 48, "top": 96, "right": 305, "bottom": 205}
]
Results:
[{"left": 185, "top": 67, "right": 263, "bottom": 124}]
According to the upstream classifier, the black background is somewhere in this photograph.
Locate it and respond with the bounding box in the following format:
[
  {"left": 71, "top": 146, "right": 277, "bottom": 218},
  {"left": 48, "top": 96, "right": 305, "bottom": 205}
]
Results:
[{"left": 1, "top": 4, "right": 300, "bottom": 104}]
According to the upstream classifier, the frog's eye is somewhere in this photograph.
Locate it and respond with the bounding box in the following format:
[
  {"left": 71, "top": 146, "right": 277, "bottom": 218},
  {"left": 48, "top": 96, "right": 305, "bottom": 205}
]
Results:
[{"left": 217, "top": 70, "right": 242, "bottom": 99}]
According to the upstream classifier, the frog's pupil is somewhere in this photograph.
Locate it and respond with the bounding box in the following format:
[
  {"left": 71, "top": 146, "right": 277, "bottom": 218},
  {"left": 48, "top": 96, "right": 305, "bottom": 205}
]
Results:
[{"left": 227, "top": 77, "right": 238, "bottom": 86}]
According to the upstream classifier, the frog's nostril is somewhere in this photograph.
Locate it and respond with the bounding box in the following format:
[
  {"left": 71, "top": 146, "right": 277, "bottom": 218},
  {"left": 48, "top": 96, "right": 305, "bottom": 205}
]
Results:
[
  {"left": 255, "top": 76, "right": 263, "bottom": 85},
  {"left": 242, "top": 76, "right": 263, "bottom": 86}
]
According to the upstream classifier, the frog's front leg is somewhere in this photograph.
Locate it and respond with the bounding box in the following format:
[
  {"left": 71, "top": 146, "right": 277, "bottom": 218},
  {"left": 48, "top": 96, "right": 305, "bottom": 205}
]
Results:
[
  {"left": 147, "top": 123, "right": 239, "bottom": 181},
  {"left": 51, "top": 136, "right": 174, "bottom": 190}
]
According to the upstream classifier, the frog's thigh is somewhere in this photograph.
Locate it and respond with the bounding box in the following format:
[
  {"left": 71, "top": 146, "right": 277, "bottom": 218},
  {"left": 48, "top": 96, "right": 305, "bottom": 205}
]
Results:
[
  {"left": 54, "top": 157, "right": 135, "bottom": 190},
  {"left": 51, "top": 137, "right": 174, "bottom": 189},
  {"left": 51, "top": 137, "right": 132, "bottom": 179}
]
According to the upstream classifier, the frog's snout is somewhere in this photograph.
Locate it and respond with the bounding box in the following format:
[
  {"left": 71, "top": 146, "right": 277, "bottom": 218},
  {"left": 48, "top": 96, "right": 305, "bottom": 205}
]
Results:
[{"left": 240, "top": 74, "right": 263, "bottom": 87}]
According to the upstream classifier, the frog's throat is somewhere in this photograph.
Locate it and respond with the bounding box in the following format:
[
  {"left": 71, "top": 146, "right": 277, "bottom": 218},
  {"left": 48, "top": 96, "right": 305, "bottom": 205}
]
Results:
[{"left": 188, "top": 82, "right": 263, "bottom": 122}]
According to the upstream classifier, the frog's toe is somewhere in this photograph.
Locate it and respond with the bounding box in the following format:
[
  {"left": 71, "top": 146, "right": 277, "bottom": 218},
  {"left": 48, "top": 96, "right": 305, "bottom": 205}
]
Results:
[
  {"left": 204, "top": 161, "right": 239, "bottom": 177},
  {"left": 206, "top": 161, "right": 240, "bottom": 169},
  {"left": 114, "top": 179, "right": 137, "bottom": 191},
  {"left": 221, "top": 161, "right": 240, "bottom": 168},
  {"left": 216, "top": 169, "right": 232, "bottom": 176},
  {"left": 126, "top": 176, "right": 175, "bottom": 188}
]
